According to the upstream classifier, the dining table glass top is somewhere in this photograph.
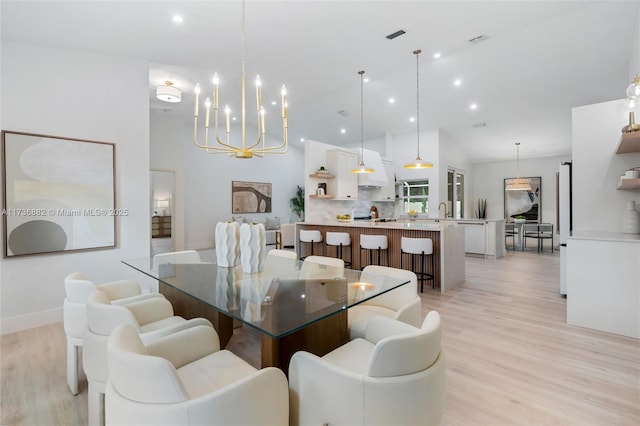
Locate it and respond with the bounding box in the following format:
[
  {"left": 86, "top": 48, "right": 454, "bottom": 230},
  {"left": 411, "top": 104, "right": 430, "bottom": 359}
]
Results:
[{"left": 122, "top": 253, "right": 410, "bottom": 339}]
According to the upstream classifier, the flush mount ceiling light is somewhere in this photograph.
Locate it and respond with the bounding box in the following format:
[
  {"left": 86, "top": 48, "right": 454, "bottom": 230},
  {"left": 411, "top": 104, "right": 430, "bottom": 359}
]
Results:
[
  {"left": 405, "top": 49, "right": 433, "bottom": 170},
  {"left": 505, "top": 142, "right": 532, "bottom": 191},
  {"left": 351, "top": 70, "right": 374, "bottom": 174},
  {"left": 156, "top": 81, "right": 182, "bottom": 103},
  {"left": 193, "top": 0, "right": 288, "bottom": 159}
]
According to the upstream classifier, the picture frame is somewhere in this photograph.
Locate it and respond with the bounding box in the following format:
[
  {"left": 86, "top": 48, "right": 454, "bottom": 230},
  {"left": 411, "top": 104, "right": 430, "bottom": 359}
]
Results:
[
  {"left": 232, "top": 181, "right": 272, "bottom": 213},
  {"left": 504, "top": 176, "right": 541, "bottom": 223},
  {"left": 2, "top": 131, "right": 116, "bottom": 257}
]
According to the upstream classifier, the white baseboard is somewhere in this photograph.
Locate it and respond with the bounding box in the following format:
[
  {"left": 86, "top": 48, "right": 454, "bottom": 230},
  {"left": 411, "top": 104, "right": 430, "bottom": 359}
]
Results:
[{"left": 0, "top": 307, "right": 63, "bottom": 335}]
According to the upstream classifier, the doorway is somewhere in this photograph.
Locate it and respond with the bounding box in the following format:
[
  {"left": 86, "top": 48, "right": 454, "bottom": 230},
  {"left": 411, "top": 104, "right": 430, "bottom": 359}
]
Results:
[{"left": 151, "top": 170, "right": 175, "bottom": 256}]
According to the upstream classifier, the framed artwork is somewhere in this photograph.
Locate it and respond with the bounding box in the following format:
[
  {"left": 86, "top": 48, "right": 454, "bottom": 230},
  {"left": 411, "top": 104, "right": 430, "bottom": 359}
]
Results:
[
  {"left": 2, "top": 131, "right": 116, "bottom": 257},
  {"left": 504, "top": 177, "right": 541, "bottom": 223},
  {"left": 232, "top": 181, "right": 272, "bottom": 213}
]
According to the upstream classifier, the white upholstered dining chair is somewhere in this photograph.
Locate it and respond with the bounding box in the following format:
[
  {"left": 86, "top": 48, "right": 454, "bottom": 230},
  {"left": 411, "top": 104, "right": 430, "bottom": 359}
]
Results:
[
  {"left": 105, "top": 323, "right": 289, "bottom": 425},
  {"left": 348, "top": 265, "right": 422, "bottom": 340},
  {"left": 63, "top": 272, "right": 158, "bottom": 395},
  {"left": 289, "top": 311, "right": 445, "bottom": 426},
  {"left": 84, "top": 289, "right": 212, "bottom": 426}
]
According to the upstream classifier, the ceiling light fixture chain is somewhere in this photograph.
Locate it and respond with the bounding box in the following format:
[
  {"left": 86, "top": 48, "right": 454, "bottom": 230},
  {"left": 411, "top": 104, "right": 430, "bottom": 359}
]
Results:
[
  {"left": 404, "top": 49, "right": 433, "bottom": 169},
  {"left": 351, "top": 70, "right": 374, "bottom": 174},
  {"left": 193, "top": 0, "right": 288, "bottom": 159}
]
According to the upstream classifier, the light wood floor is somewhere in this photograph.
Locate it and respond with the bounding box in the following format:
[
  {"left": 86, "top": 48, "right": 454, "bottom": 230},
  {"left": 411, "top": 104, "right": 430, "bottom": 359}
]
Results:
[{"left": 2, "top": 250, "right": 638, "bottom": 425}]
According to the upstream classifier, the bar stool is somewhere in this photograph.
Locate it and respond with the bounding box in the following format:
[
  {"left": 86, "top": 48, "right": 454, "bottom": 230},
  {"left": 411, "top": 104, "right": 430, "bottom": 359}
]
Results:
[
  {"left": 359, "top": 234, "right": 389, "bottom": 270},
  {"left": 325, "top": 232, "right": 352, "bottom": 267},
  {"left": 299, "top": 229, "right": 323, "bottom": 260},
  {"left": 400, "top": 237, "right": 434, "bottom": 292}
]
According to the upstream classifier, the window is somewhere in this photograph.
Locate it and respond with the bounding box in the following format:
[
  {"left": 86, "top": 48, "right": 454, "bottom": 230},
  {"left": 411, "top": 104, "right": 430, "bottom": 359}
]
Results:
[
  {"left": 402, "top": 179, "right": 429, "bottom": 214},
  {"left": 447, "top": 169, "right": 465, "bottom": 219}
]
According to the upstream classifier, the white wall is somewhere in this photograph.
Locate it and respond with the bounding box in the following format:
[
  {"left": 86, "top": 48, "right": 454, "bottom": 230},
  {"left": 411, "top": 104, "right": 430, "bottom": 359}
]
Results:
[
  {"left": 0, "top": 41, "right": 150, "bottom": 333},
  {"left": 182, "top": 124, "right": 304, "bottom": 249},
  {"left": 471, "top": 154, "right": 571, "bottom": 228},
  {"left": 439, "top": 130, "right": 474, "bottom": 219},
  {"left": 572, "top": 99, "right": 640, "bottom": 233}
]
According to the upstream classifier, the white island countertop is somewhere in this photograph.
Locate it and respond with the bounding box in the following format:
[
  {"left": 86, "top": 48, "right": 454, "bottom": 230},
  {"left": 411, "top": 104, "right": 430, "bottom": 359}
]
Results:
[{"left": 298, "top": 220, "right": 457, "bottom": 231}]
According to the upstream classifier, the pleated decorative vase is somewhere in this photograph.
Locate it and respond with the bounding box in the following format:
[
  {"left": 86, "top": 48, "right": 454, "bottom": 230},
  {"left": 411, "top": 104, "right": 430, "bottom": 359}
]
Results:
[
  {"left": 623, "top": 200, "right": 640, "bottom": 234},
  {"left": 240, "top": 223, "right": 266, "bottom": 274},
  {"left": 215, "top": 222, "right": 240, "bottom": 267}
]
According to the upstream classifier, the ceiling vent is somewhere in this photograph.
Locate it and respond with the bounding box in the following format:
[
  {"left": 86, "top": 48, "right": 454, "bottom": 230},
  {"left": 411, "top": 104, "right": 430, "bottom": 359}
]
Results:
[
  {"left": 386, "top": 30, "right": 406, "bottom": 40},
  {"left": 468, "top": 34, "right": 489, "bottom": 44},
  {"left": 472, "top": 122, "right": 487, "bottom": 128},
  {"left": 337, "top": 110, "right": 350, "bottom": 117}
]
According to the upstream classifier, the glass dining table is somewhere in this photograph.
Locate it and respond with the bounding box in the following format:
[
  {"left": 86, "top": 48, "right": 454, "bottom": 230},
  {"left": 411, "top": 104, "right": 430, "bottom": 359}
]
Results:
[{"left": 122, "top": 253, "right": 410, "bottom": 370}]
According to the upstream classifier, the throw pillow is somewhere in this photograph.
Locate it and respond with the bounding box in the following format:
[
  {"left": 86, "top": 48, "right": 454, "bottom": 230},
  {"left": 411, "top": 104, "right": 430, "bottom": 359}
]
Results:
[{"left": 265, "top": 217, "right": 279, "bottom": 230}]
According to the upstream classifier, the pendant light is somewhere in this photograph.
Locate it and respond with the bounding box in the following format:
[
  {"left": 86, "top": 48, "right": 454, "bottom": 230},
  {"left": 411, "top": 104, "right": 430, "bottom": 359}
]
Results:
[
  {"left": 505, "top": 142, "right": 531, "bottom": 191},
  {"left": 351, "top": 70, "right": 374, "bottom": 174},
  {"left": 404, "top": 49, "right": 433, "bottom": 169}
]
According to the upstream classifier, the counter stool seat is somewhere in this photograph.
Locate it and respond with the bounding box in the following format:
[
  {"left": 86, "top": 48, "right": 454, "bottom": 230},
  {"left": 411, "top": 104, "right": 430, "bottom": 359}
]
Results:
[
  {"left": 325, "top": 232, "right": 352, "bottom": 267},
  {"left": 400, "top": 237, "right": 434, "bottom": 292},
  {"left": 359, "top": 234, "right": 389, "bottom": 270},
  {"left": 299, "top": 230, "right": 323, "bottom": 260}
]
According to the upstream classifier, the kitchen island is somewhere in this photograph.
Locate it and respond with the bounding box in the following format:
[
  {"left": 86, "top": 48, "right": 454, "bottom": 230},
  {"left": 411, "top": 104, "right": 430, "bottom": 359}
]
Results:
[{"left": 296, "top": 220, "right": 466, "bottom": 293}]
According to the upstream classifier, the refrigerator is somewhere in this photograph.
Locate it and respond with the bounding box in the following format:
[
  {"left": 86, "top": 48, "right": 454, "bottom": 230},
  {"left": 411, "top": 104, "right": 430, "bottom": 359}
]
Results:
[{"left": 558, "top": 161, "right": 572, "bottom": 296}]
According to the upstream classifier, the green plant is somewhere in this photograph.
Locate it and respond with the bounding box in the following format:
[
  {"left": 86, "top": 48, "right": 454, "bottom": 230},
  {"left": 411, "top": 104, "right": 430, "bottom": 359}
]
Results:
[
  {"left": 514, "top": 215, "right": 526, "bottom": 220},
  {"left": 290, "top": 185, "right": 305, "bottom": 220},
  {"left": 476, "top": 198, "right": 487, "bottom": 219}
]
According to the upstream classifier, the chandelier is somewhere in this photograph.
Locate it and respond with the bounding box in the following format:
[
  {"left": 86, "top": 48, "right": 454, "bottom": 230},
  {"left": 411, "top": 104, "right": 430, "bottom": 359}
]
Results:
[
  {"left": 351, "top": 70, "right": 374, "bottom": 174},
  {"left": 193, "top": 0, "right": 288, "bottom": 159},
  {"left": 404, "top": 49, "right": 433, "bottom": 169},
  {"left": 505, "top": 142, "right": 531, "bottom": 191}
]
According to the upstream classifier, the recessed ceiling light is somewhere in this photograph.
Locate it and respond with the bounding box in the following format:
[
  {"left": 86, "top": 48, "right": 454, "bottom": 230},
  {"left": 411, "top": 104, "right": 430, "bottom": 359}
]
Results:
[
  {"left": 453, "top": 79, "right": 462, "bottom": 86},
  {"left": 172, "top": 15, "right": 183, "bottom": 23},
  {"left": 232, "top": 116, "right": 237, "bottom": 121},
  {"left": 364, "top": 77, "right": 370, "bottom": 83},
  {"left": 340, "top": 128, "right": 346, "bottom": 134},
  {"left": 470, "top": 103, "right": 478, "bottom": 110},
  {"left": 409, "top": 117, "right": 415, "bottom": 122},
  {"left": 388, "top": 97, "right": 395, "bottom": 104},
  {"left": 271, "top": 101, "right": 277, "bottom": 106},
  {"left": 300, "top": 138, "right": 305, "bottom": 142},
  {"left": 433, "top": 52, "right": 442, "bottom": 59}
]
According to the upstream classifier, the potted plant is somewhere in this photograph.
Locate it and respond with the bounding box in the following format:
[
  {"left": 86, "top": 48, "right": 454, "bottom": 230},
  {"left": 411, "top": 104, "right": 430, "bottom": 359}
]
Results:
[
  {"left": 290, "top": 185, "right": 305, "bottom": 220},
  {"left": 476, "top": 198, "right": 487, "bottom": 219},
  {"left": 514, "top": 215, "right": 527, "bottom": 223}
]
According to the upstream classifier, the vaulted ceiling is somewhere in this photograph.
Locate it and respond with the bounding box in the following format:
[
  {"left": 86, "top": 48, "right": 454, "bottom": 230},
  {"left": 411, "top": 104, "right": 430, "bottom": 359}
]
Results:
[{"left": 2, "top": 1, "right": 637, "bottom": 163}]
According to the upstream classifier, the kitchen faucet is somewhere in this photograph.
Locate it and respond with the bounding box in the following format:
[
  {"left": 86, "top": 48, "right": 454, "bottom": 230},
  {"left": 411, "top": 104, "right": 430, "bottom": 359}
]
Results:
[{"left": 438, "top": 202, "right": 448, "bottom": 218}]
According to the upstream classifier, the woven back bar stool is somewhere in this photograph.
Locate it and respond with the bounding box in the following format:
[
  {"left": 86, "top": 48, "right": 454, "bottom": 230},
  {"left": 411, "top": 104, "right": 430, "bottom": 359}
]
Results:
[
  {"left": 299, "top": 229, "right": 323, "bottom": 260},
  {"left": 400, "top": 237, "right": 434, "bottom": 292},
  {"left": 359, "top": 234, "right": 389, "bottom": 270},
  {"left": 325, "top": 232, "right": 352, "bottom": 268}
]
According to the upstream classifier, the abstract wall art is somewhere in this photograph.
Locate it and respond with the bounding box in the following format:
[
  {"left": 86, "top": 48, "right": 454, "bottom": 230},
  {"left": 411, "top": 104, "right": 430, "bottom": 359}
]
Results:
[
  {"left": 2, "top": 131, "right": 116, "bottom": 257},
  {"left": 232, "top": 181, "right": 272, "bottom": 214}
]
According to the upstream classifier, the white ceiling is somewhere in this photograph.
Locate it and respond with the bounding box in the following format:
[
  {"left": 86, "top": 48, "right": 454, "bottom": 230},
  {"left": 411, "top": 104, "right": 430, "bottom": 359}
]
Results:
[{"left": 2, "top": 1, "right": 637, "bottom": 163}]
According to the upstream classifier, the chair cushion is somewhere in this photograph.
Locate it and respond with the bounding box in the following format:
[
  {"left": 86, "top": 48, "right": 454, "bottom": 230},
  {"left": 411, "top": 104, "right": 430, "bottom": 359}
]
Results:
[
  {"left": 139, "top": 316, "right": 185, "bottom": 333},
  {"left": 322, "top": 338, "right": 375, "bottom": 375},
  {"left": 348, "top": 305, "right": 396, "bottom": 340},
  {"left": 177, "top": 349, "right": 257, "bottom": 399}
]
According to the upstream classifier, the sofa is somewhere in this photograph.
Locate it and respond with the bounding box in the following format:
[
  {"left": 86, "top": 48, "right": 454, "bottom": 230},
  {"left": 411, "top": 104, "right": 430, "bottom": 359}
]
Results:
[{"left": 230, "top": 216, "right": 290, "bottom": 246}]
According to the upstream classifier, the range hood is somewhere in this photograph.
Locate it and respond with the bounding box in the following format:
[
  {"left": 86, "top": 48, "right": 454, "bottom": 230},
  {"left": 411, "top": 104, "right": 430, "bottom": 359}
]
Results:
[{"left": 357, "top": 148, "right": 388, "bottom": 187}]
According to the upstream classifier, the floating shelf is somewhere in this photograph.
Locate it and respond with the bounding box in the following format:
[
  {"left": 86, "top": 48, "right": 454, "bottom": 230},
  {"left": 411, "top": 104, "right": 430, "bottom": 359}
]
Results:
[
  {"left": 616, "top": 132, "right": 640, "bottom": 154},
  {"left": 309, "top": 194, "right": 335, "bottom": 199},
  {"left": 309, "top": 172, "right": 335, "bottom": 179},
  {"left": 617, "top": 177, "right": 640, "bottom": 190}
]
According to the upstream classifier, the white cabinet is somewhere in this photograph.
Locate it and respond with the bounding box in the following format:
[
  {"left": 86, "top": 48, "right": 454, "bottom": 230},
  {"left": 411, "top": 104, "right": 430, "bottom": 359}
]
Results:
[
  {"left": 373, "top": 161, "right": 396, "bottom": 202},
  {"left": 455, "top": 220, "right": 505, "bottom": 258},
  {"left": 463, "top": 223, "right": 486, "bottom": 254},
  {"left": 327, "top": 150, "right": 358, "bottom": 200}
]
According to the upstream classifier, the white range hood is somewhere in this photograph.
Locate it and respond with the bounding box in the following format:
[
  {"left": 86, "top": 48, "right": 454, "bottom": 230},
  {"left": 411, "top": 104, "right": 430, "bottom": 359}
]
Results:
[{"left": 357, "top": 148, "right": 388, "bottom": 186}]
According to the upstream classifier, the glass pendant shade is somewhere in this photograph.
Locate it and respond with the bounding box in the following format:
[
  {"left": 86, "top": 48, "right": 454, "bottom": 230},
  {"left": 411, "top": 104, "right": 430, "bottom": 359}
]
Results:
[
  {"left": 626, "top": 73, "right": 640, "bottom": 98},
  {"left": 351, "top": 70, "right": 373, "bottom": 174},
  {"left": 404, "top": 49, "right": 433, "bottom": 169}
]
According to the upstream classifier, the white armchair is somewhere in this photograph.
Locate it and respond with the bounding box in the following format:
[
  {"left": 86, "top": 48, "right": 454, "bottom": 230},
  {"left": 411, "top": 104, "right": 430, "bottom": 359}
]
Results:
[
  {"left": 84, "top": 289, "right": 212, "bottom": 426},
  {"left": 152, "top": 250, "right": 203, "bottom": 272},
  {"left": 348, "top": 265, "right": 422, "bottom": 340},
  {"left": 106, "top": 323, "right": 289, "bottom": 425},
  {"left": 63, "top": 271, "right": 156, "bottom": 395},
  {"left": 289, "top": 312, "right": 445, "bottom": 426}
]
